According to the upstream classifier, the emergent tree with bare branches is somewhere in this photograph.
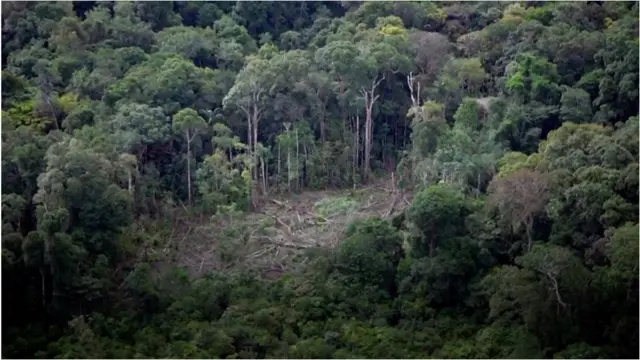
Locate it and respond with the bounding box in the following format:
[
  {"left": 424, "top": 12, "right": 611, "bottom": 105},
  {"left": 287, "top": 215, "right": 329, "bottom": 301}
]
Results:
[{"left": 488, "top": 168, "right": 552, "bottom": 252}]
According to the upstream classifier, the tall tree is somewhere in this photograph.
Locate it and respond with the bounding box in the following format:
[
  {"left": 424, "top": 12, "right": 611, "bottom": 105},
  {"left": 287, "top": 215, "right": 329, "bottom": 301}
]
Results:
[
  {"left": 172, "top": 108, "right": 207, "bottom": 205},
  {"left": 316, "top": 17, "right": 411, "bottom": 181},
  {"left": 488, "top": 168, "right": 552, "bottom": 252},
  {"left": 223, "top": 50, "right": 277, "bottom": 198}
]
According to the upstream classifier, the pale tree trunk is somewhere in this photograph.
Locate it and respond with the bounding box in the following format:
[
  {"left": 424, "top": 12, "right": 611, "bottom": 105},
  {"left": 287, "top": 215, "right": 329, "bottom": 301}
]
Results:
[
  {"left": 252, "top": 104, "right": 261, "bottom": 202},
  {"left": 260, "top": 155, "right": 267, "bottom": 195},
  {"left": 186, "top": 131, "right": 192, "bottom": 206},
  {"left": 407, "top": 72, "right": 421, "bottom": 108},
  {"left": 361, "top": 75, "right": 384, "bottom": 183},
  {"left": 303, "top": 144, "right": 308, "bottom": 188},
  {"left": 239, "top": 105, "right": 255, "bottom": 181},
  {"left": 354, "top": 114, "right": 359, "bottom": 189},
  {"left": 403, "top": 119, "right": 408, "bottom": 148},
  {"left": 406, "top": 72, "right": 420, "bottom": 151},
  {"left": 240, "top": 100, "right": 262, "bottom": 207},
  {"left": 295, "top": 127, "right": 300, "bottom": 191},
  {"left": 245, "top": 114, "right": 255, "bottom": 209},
  {"left": 286, "top": 124, "right": 292, "bottom": 192},
  {"left": 247, "top": 116, "right": 253, "bottom": 177},
  {"left": 127, "top": 170, "right": 133, "bottom": 196},
  {"left": 351, "top": 115, "right": 355, "bottom": 188},
  {"left": 381, "top": 118, "right": 387, "bottom": 161},
  {"left": 277, "top": 142, "right": 281, "bottom": 191},
  {"left": 253, "top": 117, "right": 258, "bottom": 182},
  {"left": 364, "top": 105, "right": 372, "bottom": 182},
  {"left": 318, "top": 105, "right": 328, "bottom": 180},
  {"left": 287, "top": 147, "right": 291, "bottom": 192},
  {"left": 525, "top": 216, "right": 533, "bottom": 252}
]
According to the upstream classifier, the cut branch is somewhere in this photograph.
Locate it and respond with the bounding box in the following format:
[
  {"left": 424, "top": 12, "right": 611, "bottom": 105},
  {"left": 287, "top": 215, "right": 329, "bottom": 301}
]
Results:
[
  {"left": 384, "top": 193, "right": 400, "bottom": 218},
  {"left": 271, "top": 215, "right": 292, "bottom": 236}
]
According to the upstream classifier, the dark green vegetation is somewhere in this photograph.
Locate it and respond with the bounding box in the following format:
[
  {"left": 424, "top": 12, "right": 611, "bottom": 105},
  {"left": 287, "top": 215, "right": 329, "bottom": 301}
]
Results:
[{"left": 2, "top": 1, "right": 639, "bottom": 358}]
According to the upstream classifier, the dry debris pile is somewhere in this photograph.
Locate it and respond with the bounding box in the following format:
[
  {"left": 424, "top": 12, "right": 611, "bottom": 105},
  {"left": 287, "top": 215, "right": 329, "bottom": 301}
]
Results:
[{"left": 173, "top": 177, "right": 412, "bottom": 277}]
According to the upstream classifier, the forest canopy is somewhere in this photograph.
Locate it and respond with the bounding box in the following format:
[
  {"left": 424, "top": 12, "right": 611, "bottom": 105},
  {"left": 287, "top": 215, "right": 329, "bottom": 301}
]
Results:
[{"left": 1, "top": 1, "right": 638, "bottom": 359}]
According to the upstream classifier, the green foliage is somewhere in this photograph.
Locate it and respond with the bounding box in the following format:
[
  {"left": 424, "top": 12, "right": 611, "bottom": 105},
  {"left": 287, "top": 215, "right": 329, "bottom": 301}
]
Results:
[
  {"left": 453, "top": 98, "right": 482, "bottom": 131},
  {"left": 408, "top": 184, "right": 468, "bottom": 257},
  {"left": 172, "top": 108, "right": 206, "bottom": 137},
  {"left": 605, "top": 223, "right": 640, "bottom": 282},
  {"left": 505, "top": 52, "right": 560, "bottom": 104},
  {"left": 2, "top": 2, "right": 638, "bottom": 359},
  {"left": 196, "top": 150, "right": 251, "bottom": 213},
  {"left": 2, "top": 98, "right": 53, "bottom": 133},
  {"left": 560, "top": 86, "right": 593, "bottom": 123},
  {"left": 314, "top": 196, "right": 359, "bottom": 218},
  {"left": 112, "top": 103, "right": 171, "bottom": 155},
  {"left": 497, "top": 151, "right": 541, "bottom": 177}
]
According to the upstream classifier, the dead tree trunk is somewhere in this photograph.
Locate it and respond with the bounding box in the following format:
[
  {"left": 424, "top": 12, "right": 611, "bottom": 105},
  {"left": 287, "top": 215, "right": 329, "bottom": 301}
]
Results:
[
  {"left": 184, "top": 130, "right": 195, "bottom": 206},
  {"left": 260, "top": 154, "right": 267, "bottom": 195},
  {"left": 354, "top": 114, "right": 359, "bottom": 188},
  {"left": 252, "top": 105, "right": 260, "bottom": 183},
  {"left": 361, "top": 75, "right": 385, "bottom": 183},
  {"left": 407, "top": 72, "right": 421, "bottom": 108},
  {"left": 295, "top": 126, "right": 300, "bottom": 191},
  {"left": 277, "top": 142, "right": 281, "bottom": 191},
  {"left": 246, "top": 115, "right": 253, "bottom": 177}
]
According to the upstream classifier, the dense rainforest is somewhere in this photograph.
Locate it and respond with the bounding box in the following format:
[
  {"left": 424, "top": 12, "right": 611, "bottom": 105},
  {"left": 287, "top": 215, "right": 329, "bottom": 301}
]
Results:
[{"left": 1, "top": 1, "right": 639, "bottom": 358}]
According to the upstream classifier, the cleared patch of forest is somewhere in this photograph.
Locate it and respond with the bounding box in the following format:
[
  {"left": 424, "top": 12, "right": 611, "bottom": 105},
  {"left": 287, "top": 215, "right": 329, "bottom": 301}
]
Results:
[{"left": 161, "top": 175, "right": 412, "bottom": 277}]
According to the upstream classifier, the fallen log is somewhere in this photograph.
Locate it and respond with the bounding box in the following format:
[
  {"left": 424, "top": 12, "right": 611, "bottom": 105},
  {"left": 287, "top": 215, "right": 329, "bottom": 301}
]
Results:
[
  {"left": 384, "top": 193, "right": 400, "bottom": 218},
  {"left": 270, "top": 215, "right": 293, "bottom": 236},
  {"left": 271, "top": 199, "right": 287, "bottom": 207}
]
